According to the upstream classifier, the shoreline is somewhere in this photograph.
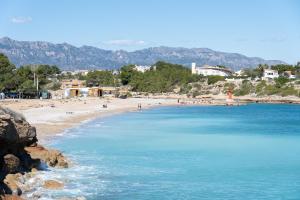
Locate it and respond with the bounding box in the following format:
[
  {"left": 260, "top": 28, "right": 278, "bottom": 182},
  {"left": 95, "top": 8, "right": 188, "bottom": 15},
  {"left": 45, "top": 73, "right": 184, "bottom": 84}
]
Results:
[
  {"left": 1, "top": 97, "right": 179, "bottom": 142},
  {"left": 1, "top": 97, "right": 300, "bottom": 199},
  {"left": 2, "top": 96, "right": 300, "bottom": 142}
]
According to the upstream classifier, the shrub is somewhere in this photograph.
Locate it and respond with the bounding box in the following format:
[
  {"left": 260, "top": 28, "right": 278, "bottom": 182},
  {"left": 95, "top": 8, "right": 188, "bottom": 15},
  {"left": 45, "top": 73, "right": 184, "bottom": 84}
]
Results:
[
  {"left": 207, "top": 76, "right": 225, "bottom": 85},
  {"left": 280, "top": 86, "right": 299, "bottom": 97},
  {"left": 275, "top": 77, "right": 289, "bottom": 88},
  {"left": 234, "top": 81, "right": 253, "bottom": 96},
  {"left": 223, "top": 82, "right": 235, "bottom": 93},
  {"left": 192, "top": 91, "right": 201, "bottom": 98},
  {"left": 50, "top": 82, "right": 61, "bottom": 91},
  {"left": 264, "top": 85, "right": 280, "bottom": 95},
  {"left": 255, "top": 81, "right": 267, "bottom": 95}
]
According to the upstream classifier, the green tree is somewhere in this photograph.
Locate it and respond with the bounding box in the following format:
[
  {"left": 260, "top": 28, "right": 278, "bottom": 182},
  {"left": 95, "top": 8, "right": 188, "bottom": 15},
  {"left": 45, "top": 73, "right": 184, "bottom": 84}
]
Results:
[
  {"left": 207, "top": 76, "right": 225, "bottom": 85},
  {"left": 234, "top": 80, "right": 253, "bottom": 96},
  {"left": 274, "top": 77, "right": 289, "bottom": 88},
  {"left": 254, "top": 64, "right": 268, "bottom": 78},
  {"left": 242, "top": 68, "right": 260, "bottom": 78},
  {"left": 118, "top": 61, "right": 201, "bottom": 93},
  {"left": 86, "top": 70, "right": 116, "bottom": 86},
  {"left": 18, "top": 80, "right": 36, "bottom": 92},
  {"left": 271, "top": 64, "right": 295, "bottom": 74},
  {"left": 0, "top": 53, "right": 16, "bottom": 91},
  {"left": 119, "top": 65, "right": 138, "bottom": 85}
]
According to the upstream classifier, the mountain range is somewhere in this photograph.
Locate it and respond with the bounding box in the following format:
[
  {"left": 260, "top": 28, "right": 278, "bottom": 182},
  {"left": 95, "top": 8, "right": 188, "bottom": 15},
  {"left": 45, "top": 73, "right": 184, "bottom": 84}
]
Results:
[{"left": 0, "top": 37, "right": 285, "bottom": 71}]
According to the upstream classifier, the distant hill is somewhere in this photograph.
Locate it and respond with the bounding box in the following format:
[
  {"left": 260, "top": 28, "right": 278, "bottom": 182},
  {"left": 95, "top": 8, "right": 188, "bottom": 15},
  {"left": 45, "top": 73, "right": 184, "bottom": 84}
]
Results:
[{"left": 0, "top": 37, "right": 285, "bottom": 71}]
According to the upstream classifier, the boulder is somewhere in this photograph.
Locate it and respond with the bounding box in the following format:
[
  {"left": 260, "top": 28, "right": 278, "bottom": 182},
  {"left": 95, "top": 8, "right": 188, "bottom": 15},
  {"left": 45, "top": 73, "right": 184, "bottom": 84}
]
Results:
[
  {"left": 2, "top": 155, "right": 20, "bottom": 174},
  {"left": 43, "top": 180, "right": 64, "bottom": 190},
  {"left": 0, "top": 107, "right": 37, "bottom": 145},
  {"left": 25, "top": 146, "right": 69, "bottom": 168},
  {"left": 3, "top": 174, "right": 22, "bottom": 196},
  {"left": 0, "top": 107, "right": 68, "bottom": 197},
  {"left": 0, "top": 195, "right": 24, "bottom": 200}
]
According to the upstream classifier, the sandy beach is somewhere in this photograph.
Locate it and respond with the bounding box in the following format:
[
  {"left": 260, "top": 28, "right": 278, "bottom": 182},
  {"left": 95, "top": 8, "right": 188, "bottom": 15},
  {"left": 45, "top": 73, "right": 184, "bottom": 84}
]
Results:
[
  {"left": 1, "top": 97, "right": 179, "bottom": 142},
  {"left": 1, "top": 95, "right": 299, "bottom": 142}
]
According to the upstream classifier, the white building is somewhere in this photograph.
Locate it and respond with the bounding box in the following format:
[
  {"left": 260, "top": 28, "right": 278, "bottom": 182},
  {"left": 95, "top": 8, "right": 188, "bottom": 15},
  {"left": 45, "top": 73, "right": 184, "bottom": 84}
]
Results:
[
  {"left": 262, "top": 69, "right": 279, "bottom": 80},
  {"left": 282, "top": 71, "right": 296, "bottom": 79},
  {"left": 234, "top": 70, "right": 246, "bottom": 77},
  {"left": 134, "top": 65, "right": 154, "bottom": 73},
  {"left": 191, "top": 63, "right": 233, "bottom": 76},
  {"left": 61, "top": 70, "right": 90, "bottom": 76}
]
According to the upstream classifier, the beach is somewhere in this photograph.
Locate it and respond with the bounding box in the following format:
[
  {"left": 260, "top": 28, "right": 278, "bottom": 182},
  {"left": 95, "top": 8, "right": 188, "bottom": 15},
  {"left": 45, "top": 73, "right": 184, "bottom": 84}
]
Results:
[
  {"left": 1, "top": 97, "right": 300, "bottom": 199},
  {"left": 1, "top": 95, "right": 300, "bottom": 142},
  {"left": 1, "top": 97, "right": 179, "bottom": 141},
  {"left": 29, "top": 104, "right": 300, "bottom": 199}
]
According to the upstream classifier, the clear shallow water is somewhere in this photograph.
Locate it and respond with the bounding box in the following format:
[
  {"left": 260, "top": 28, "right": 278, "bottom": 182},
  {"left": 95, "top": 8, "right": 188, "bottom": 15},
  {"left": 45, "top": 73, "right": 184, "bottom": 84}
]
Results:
[{"left": 40, "top": 104, "right": 300, "bottom": 199}]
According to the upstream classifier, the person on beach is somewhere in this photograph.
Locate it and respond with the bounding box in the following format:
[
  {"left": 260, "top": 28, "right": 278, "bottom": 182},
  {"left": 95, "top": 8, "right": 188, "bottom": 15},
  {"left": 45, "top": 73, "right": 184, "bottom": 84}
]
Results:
[{"left": 0, "top": 92, "right": 4, "bottom": 100}]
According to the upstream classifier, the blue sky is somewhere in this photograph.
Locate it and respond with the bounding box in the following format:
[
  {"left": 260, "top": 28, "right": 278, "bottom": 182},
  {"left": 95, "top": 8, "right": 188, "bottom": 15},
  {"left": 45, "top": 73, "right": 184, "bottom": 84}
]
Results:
[{"left": 1, "top": 0, "right": 299, "bottom": 63}]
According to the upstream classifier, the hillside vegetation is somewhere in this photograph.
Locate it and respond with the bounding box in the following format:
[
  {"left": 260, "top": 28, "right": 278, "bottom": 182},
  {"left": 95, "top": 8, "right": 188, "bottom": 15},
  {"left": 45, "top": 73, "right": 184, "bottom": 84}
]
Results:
[{"left": 1, "top": 52, "right": 300, "bottom": 98}]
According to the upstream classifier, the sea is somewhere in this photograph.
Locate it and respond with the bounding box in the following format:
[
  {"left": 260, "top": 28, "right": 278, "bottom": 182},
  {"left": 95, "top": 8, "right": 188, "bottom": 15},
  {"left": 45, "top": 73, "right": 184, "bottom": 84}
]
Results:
[{"left": 27, "top": 104, "right": 300, "bottom": 200}]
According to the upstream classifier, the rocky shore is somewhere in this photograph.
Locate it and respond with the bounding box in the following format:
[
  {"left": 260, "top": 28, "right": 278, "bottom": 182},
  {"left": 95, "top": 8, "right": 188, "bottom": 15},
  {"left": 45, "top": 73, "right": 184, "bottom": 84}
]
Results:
[{"left": 0, "top": 107, "right": 68, "bottom": 199}]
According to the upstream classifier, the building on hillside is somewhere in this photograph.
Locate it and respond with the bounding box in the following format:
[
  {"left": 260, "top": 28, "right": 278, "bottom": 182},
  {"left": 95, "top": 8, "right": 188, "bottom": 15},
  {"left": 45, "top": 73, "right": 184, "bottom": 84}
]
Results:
[
  {"left": 234, "top": 70, "right": 246, "bottom": 77},
  {"left": 282, "top": 71, "right": 296, "bottom": 79},
  {"left": 74, "top": 70, "right": 89, "bottom": 76},
  {"left": 60, "top": 79, "right": 86, "bottom": 89},
  {"left": 191, "top": 63, "right": 233, "bottom": 76},
  {"left": 61, "top": 70, "right": 90, "bottom": 76},
  {"left": 134, "top": 65, "right": 155, "bottom": 73},
  {"left": 262, "top": 69, "right": 279, "bottom": 80},
  {"left": 112, "top": 70, "right": 120, "bottom": 75}
]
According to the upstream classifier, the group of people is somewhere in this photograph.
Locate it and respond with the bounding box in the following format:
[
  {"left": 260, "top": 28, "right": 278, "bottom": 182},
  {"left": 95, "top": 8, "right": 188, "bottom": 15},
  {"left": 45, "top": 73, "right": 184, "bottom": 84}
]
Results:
[{"left": 138, "top": 103, "right": 142, "bottom": 110}]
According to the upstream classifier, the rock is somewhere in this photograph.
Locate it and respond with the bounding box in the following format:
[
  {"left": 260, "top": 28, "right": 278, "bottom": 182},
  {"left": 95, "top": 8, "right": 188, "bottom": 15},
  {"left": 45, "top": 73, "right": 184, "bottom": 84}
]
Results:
[
  {"left": 0, "top": 195, "right": 24, "bottom": 200},
  {"left": 0, "top": 107, "right": 37, "bottom": 145},
  {"left": 31, "top": 168, "right": 38, "bottom": 173},
  {"left": 25, "top": 145, "right": 69, "bottom": 168},
  {"left": 43, "top": 180, "right": 64, "bottom": 190},
  {"left": 0, "top": 107, "right": 39, "bottom": 196},
  {"left": 0, "top": 107, "right": 69, "bottom": 197},
  {"left": 2, "top": 155, "right": 20, "bottom": 174},
  {"left": 3, "top": 174, "right": 22, "bottom": 196}
]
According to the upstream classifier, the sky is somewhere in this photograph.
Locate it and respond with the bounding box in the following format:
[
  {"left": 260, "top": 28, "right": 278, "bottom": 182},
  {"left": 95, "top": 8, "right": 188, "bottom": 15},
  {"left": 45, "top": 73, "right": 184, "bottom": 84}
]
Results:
[{"left": 0, "top": 0, "right": 300, "bottom": 64}]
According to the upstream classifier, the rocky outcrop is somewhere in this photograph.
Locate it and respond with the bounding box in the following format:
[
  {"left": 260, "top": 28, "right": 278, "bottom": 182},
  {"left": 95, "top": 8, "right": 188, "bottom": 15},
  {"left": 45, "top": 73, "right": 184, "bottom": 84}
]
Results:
[
  {"left": 0, "top": 107, "right": 68, "bottom": 198},
  {"left": 0, "top": 194, "right": 24, "bottom": 200},
  {"left": 0, "top": 107, "right": 38, "bottom": 195},
  {"left": 43, "top": 180, "right": 64, "bottom": 190},
  {"left": 25, "top": 145, "right": 68, "bottom": 168}
]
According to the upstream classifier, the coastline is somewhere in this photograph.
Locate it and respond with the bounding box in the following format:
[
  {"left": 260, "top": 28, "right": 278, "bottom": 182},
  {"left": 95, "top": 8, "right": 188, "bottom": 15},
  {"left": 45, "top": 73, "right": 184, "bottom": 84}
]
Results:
[
  {"left": 1, "top": 97, "right": 179, "bottom": 199},
  {"left": 2, "top": 95, "right": 300, "bottom": 143},
  {"left": 1, "top": 96, "right": 300, "bottom": 199},
  {"left": 1, "top": 97, "right": 179, "bottom": 142}
]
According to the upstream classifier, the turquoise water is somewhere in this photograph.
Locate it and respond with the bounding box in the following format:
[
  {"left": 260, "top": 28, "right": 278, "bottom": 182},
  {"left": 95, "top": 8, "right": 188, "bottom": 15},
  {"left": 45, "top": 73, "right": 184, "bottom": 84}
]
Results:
[{"left": 45, "top": 104, "right": 300, "bottom": 199}]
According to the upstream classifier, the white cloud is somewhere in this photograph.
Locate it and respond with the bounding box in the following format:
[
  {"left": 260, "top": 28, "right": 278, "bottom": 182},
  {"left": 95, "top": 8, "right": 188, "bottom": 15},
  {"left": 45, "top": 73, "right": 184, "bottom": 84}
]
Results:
[
  {"left": 104, "top": 40, "right": 146, "bottom": 46},
  {"left": 11, "top": 16, "right": 32, "bottom": 24}
]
